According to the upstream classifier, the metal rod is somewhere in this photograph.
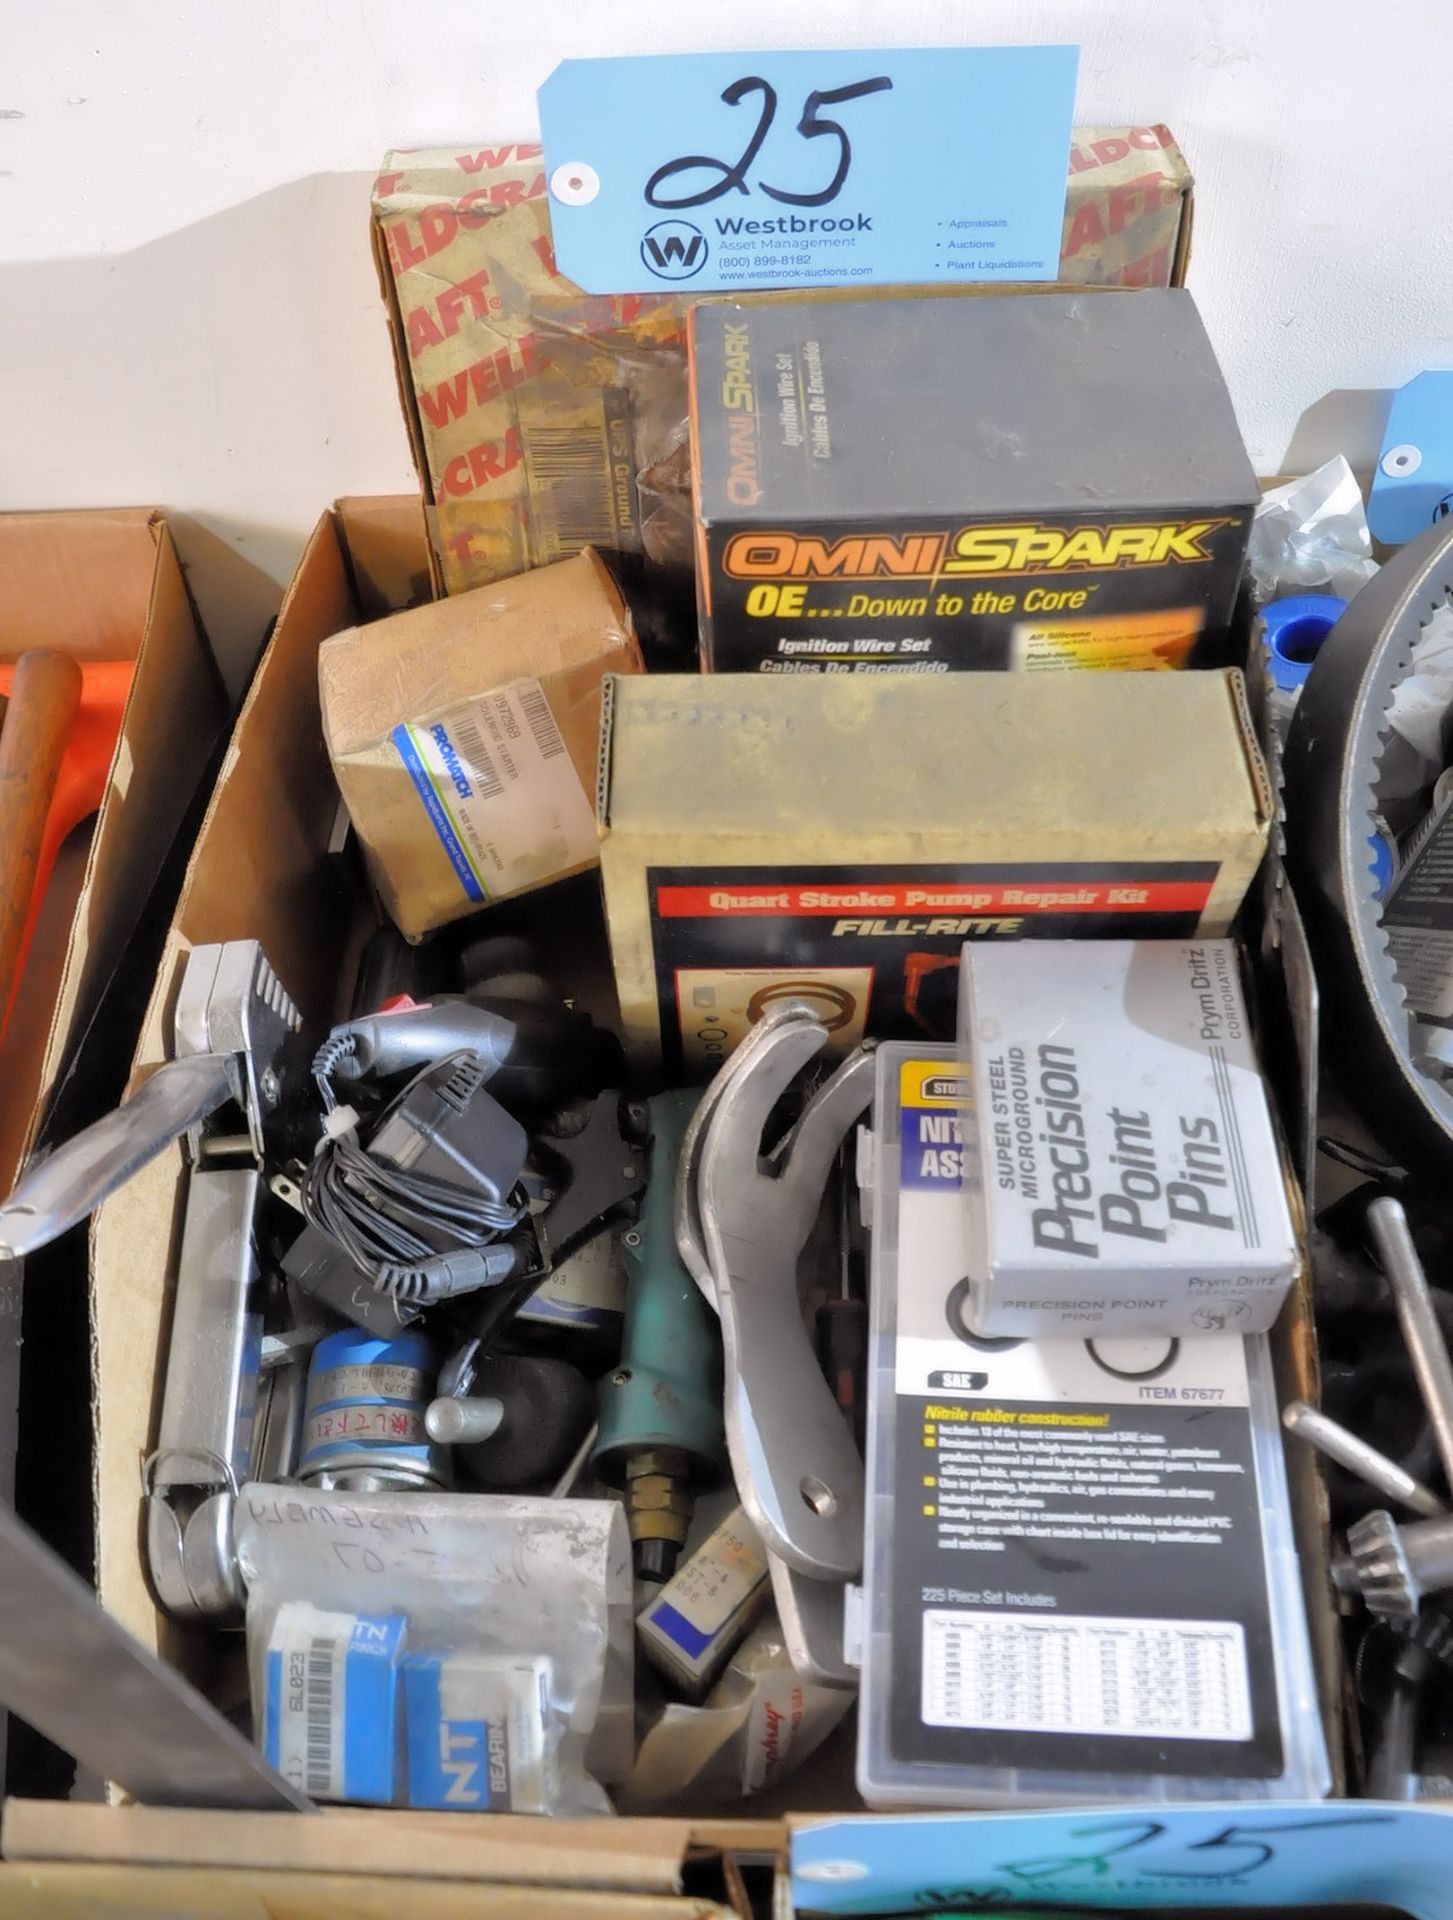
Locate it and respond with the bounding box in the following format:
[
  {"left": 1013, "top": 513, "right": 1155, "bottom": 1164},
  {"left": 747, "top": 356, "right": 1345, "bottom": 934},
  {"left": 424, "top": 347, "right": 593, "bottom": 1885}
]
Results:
[
  {"left": 1368, "top": 1196, "right": 1453, "bottom": 1493},
  {"left": 1282, "top": 1400, "right": 1447, "bottom": 1518},
  {"left": 425, "top": 1395, "right": 505, "bottom": 1445},
  {"left": 551, "top": 1420, "right": 600, "bottom": 1499}
]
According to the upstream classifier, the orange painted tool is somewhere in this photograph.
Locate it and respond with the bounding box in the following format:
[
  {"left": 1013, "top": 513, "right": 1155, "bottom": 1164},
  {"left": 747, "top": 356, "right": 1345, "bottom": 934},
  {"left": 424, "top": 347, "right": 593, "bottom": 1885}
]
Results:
[{"left": 0, "top": 653, "right": 134, "bottom": 1036}]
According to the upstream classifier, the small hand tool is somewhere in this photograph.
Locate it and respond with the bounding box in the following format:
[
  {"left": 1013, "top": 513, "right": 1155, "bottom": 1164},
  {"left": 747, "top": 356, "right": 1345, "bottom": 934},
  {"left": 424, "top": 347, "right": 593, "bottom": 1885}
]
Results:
[
  {"left": 0, "top": 939, "right": 304, "bottom": 1259},
  {"left": 1363, "top": 1611, "right": 1453, "bottom": 1800},
  {"left": 594, "top": 1088, "right": 725, "bottom": 1580},
  {"left": 0, "top": 654, "right": 133, "bottom": 1035},
  {"left": 0, "top": 651, "right": 82, "bottom": 1025}
]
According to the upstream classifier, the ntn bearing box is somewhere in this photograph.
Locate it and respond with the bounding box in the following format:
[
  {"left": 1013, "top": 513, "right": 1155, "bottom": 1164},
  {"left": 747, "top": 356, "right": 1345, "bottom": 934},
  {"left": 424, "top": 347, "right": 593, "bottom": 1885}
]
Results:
[{"left": 689, "top": 288, "right": 1257, "bottom": 673}]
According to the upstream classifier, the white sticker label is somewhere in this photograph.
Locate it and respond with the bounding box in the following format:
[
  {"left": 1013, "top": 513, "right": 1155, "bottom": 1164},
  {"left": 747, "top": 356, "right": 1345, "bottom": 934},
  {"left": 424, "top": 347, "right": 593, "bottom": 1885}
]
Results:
[
  {"left": 273, "top": 1610, "right": 348, "bottom": 1799},
  {"left": 393, "top": 678, "right": 598, "bottom": 904},
  {"left": 922, "top": 1608, "right": 1252, "bottom": 1741}
]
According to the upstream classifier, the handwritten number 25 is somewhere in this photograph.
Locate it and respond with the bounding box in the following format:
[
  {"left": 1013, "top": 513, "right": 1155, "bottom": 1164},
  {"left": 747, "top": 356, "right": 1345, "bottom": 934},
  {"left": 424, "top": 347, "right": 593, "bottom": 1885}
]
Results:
[{"left": 646, "top": 75, "right": 893, "bottom": 210}]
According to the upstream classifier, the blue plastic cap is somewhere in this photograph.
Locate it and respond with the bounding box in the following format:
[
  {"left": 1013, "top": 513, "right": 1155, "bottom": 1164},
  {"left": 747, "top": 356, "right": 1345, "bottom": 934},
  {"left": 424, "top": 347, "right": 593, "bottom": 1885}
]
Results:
[
  {"left": 1369, "top": 830, "right": 1396, "bottom": 898},
  {"left": 1261, "top": 595, "right": 1347, "bottom": 692}
]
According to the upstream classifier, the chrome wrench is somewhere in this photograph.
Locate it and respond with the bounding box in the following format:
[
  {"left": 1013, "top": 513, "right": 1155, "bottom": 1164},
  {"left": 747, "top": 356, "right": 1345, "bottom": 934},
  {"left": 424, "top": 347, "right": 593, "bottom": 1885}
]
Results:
[
  {"left": 683, "top": 1007, "right": 874, "bottom": 1581},
  {"left": 0, "top": 940, "right": 303, "bottom": 1258}
]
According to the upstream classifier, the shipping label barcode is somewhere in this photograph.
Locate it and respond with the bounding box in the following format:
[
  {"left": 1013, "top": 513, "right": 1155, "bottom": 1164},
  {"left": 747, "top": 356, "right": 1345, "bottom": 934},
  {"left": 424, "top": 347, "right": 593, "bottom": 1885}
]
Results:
[
  {"left": 518, "top": 682, "right": 566, "bottom": 761},
  {"left": 525, "top": 426, "right": 616, "bottom": 558},
  {"left": 922, "top": 1608, "right": 1252, "bottom": 1742},
  {"left": 304, "top": 1636, "right": 340, "bottom": 1797},
  {"left": 447, "top": 712, "right": 504, "bottom": 800}
]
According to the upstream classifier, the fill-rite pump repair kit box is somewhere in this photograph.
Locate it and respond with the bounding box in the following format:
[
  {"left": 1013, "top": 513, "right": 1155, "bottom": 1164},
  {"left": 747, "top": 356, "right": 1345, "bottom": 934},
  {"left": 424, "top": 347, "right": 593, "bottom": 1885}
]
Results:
[
  {"left": 689, "top": 288, "right": 1259, "bottom": 674},
  {"left": 598, "top": 669, "right": 1271, "bottom": 1073}
]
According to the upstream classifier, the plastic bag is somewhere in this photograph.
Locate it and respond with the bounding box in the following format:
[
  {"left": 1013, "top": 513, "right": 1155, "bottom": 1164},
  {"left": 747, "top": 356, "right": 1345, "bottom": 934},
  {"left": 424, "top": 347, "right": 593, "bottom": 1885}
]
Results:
[
  {"left": 1376, "top": 600, "right": 1453, "bottom": 818},
  {"left": 620, "top": 1617, "right": 853, "bottom": 1811},
  {"left": 1248, "top": 456, "right": 1379, "bottom": 605},
  {"left": 236, "top": 1483, "right": 633, "bottom": 1812}
]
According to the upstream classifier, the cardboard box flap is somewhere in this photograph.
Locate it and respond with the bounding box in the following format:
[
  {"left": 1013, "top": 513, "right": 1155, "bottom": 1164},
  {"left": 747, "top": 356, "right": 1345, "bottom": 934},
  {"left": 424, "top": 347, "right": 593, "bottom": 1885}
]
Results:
[
  {"left": 29, "top": 525, "right": 226, "bottom": 1155},
  {"left": 1226, "top": 665, "right": 1275, "bottom": 828},
  {"left": 603, "top": 671, "right": 1266, "bottom": 852},
  {"left": 0, "top": 1863, "right": 737, "bottom": 1920},
  {"left": 90, "top": 510, "right": 373, "bottom": 1685},
  {"left": 333, "top": 493, "right": 434, "bottom": 623},
  {"left": 168, "top": 509, "right": 370, "bottom": 1023},
  {"left": 0, "top": 510, "right": 165, "bottom": 664},
  {"left": 1, "top": 1802, "right": 699, "bottom": 1895}
]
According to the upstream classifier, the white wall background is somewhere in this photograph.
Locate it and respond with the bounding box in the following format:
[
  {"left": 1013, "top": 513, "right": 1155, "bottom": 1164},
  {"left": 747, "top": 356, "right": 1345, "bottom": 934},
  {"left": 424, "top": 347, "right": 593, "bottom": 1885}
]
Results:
[{"left": 2, "top": 0, "right": 1451, "bottom": 680}]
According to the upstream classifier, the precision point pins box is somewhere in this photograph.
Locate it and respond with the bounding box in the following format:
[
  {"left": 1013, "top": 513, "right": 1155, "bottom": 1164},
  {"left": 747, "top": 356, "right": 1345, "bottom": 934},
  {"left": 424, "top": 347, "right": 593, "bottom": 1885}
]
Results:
[
  {"left": 957, "top": 940, "right": 1299, "bottom": 1339},
  {"left": 319, "top": 548, "right": 642, "bottom": 940},
  {"left": 688, "top": 288, "right": 1256, "bottom": 674},
  {"left": 598, "top": 670, "right": 1272, "bottom": 1074}
]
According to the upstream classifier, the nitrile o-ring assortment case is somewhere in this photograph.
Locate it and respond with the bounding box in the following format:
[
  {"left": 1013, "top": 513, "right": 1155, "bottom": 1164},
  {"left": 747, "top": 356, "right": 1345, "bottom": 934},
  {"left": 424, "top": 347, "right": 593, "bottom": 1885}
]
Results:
[{"left": 857, "top": 1042, "right": 1330, "bottom": 1808}]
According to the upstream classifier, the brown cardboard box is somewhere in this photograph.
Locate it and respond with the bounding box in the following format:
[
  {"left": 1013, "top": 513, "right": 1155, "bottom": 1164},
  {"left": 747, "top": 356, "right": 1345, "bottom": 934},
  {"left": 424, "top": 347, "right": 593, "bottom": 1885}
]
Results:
[
  {"left": 0, "top": 509, "right": 226, "bottom": 1523},
  {"left": 39, "top": 500, "right": 1342, "bottom": 1914},
  {"left": 371, "top": 129, "right": 1194, "bottom": 601},
  {"left": 320, "top": 547, "right": 642, "bottom": 939},
  {"left": 0, "top": 510, "right": 226, "bottom": 1196}
]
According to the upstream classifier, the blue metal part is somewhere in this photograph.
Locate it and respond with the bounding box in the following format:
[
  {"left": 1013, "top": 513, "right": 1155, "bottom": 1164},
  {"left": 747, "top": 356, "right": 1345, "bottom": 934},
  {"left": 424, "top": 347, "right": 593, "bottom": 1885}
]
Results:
[{"left": 300, "top": 1326, "right": 444, "bottom": 1491}]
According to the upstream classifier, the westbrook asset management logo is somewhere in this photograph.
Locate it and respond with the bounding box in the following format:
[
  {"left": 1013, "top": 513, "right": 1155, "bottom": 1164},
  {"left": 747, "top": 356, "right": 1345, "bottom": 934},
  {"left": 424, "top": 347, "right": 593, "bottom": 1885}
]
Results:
[{"left": 640, "top": 218, "right": 708, "bottom": 281}]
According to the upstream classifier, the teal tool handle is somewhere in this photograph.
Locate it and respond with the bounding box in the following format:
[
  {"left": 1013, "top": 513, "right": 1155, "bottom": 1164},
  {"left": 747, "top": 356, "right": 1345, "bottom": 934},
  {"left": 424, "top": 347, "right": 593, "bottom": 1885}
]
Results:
[{"left": 593, "top": 1088, "right": 725, "bottom": 1477}]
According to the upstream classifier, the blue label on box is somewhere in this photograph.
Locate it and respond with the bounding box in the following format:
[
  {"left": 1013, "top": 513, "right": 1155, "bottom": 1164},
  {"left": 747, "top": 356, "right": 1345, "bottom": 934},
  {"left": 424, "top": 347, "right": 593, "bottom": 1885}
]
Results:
[
  {"left": 391, "top": 721, "right": 488, "bottom": 904},
  {"left": 263, "top": 1608, "right": 405, "bottom": 1804},
  {"left": 403, "top": 1654, "right": 531, "bottom": 1810},
  {"left": 648, "top": 1600, "right": 715, "bottom": 1661},
  {"left": 539, "top": 47, "right": 1078, "bottom": 295},
  {"left": 897, "top": 1058, "right": 968, "bottom": 1190}
]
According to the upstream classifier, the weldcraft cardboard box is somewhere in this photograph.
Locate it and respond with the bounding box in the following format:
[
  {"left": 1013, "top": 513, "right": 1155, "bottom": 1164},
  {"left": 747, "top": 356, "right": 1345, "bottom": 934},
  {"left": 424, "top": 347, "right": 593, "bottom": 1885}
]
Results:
[
  {"left": 6, "top": 500, "right": 1399, "bottom": 1919},
  {"left": 371, "top": 129, "right": 1195, "bottom": 605}
]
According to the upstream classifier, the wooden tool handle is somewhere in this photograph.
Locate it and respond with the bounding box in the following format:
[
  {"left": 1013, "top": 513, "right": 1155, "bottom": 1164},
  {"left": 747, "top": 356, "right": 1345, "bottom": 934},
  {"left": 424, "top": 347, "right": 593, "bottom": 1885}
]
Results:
[{"left": 0, "top": 650, "right": 82, "bottom": 1016}]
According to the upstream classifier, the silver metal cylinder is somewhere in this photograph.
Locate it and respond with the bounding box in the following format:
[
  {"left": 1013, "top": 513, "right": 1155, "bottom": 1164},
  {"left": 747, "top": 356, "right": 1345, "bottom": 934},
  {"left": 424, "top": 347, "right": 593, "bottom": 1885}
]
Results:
[
  {"left": 424, "top": 1395, "right": 506, "bottom": 1446},
  {"left": 299, "top": 1328, "right": 446, "bottom": 1492},
  {"left": 1282, "top": 1400, "right": 1447, "bottom": 1518},
  {"left": 1404, "top": 1516, "right": 1453, "bottom": 1590}
]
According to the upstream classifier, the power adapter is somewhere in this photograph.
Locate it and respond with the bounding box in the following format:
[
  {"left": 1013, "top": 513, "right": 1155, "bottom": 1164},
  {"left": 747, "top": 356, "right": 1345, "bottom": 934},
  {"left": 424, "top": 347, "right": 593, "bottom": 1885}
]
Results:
[{"left": 298, "top": 1052, "right": 530, "bottom": 1305}]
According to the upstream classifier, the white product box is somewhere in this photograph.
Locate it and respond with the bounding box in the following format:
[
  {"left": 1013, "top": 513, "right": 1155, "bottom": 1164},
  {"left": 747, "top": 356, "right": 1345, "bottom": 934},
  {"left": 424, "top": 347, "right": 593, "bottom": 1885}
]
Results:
[{"left": 957, "top": 940, "right": 1298, "bottom": 1337}]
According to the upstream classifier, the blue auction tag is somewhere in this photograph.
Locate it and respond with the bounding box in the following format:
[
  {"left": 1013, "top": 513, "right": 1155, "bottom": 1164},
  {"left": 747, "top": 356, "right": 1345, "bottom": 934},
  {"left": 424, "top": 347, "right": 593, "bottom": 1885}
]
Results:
[
  {"left": 538, "top": 47, "right": 1078, "bottom": 296},
  {"left": 792, "top": 1804, "right": 1452, "bottom": 1919}
]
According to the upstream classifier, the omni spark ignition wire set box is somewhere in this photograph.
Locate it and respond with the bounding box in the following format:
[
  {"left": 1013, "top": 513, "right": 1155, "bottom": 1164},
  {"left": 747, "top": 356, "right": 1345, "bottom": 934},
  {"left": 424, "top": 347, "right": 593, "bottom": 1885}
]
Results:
[{"left": 688, "top": 289, "right": 1258, "bottom": 674}]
